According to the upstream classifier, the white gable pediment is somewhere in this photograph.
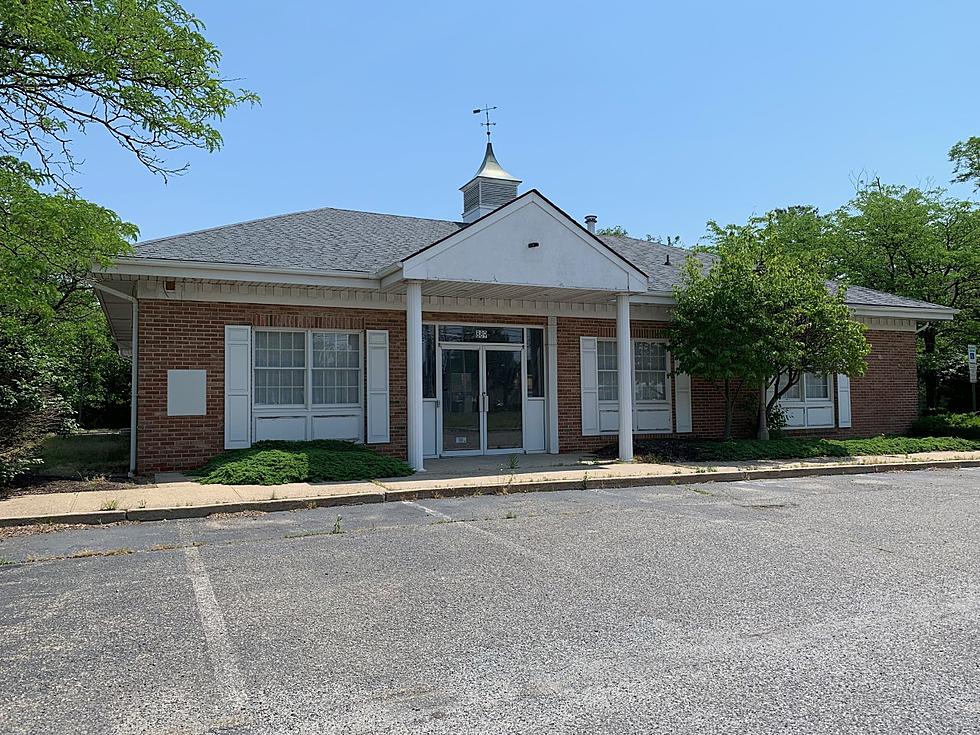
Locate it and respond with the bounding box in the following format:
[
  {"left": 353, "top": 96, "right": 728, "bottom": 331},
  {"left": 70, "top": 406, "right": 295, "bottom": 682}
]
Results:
[{"left": 400, "top": 192, "right": 648, "bottom": 293}]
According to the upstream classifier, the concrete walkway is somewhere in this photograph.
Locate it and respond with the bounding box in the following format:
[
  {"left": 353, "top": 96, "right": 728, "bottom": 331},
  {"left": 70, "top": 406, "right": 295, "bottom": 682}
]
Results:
[{"left": 4, "top": 450, "right": 980, "bottom": 527}]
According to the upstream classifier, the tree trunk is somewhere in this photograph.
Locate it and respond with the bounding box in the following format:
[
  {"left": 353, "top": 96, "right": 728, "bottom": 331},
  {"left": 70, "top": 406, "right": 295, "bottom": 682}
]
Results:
[
  {"left": 922, "top": 327, "right": 938, "bottom": 412},
  {"left": 757, "top": 383, "right": 769, "bottom": 440},
  {"left": 723, "top": 379, "right": 733, "bottom": 440}
]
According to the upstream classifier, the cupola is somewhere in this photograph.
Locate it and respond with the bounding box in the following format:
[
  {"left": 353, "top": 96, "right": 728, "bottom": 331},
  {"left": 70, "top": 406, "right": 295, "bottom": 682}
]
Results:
[{"left": 460, "top": 142, "right": 521, "bottom": 223}]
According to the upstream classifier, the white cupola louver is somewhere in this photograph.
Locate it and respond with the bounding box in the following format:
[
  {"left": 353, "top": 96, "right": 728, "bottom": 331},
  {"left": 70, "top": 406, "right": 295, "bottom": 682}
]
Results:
[{"left": 460, "top": 143, "right": 520, "bottom": 223}]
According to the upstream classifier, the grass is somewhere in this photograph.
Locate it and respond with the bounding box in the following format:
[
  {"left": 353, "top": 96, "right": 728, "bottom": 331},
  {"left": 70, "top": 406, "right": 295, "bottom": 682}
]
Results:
[
  {"left": 34, "top": 432, "right": 129, "bottom": 477},
  {"left": 910, "top": 413, "right": 980, "bottom": 441},
  {"left": 631, "top": 435, "right": 980, "bottom": 464},
  {"left": 188, "top": 440, "right": 414, "bottom": 485}
]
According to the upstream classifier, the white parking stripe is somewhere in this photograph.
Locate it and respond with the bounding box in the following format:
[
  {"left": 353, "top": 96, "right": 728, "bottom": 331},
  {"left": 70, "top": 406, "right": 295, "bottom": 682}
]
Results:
[
  {"left": 182, "top": 540, "right": 251, "bottom": 723},
  {"left": 401, "top": 500, "right": 548, "bottom": 563}
]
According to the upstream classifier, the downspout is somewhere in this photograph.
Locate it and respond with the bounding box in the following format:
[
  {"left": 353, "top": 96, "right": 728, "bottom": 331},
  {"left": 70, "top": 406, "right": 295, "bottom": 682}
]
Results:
[
  {"left": 92, "top": 283, "right": 139, "bottom": 478},
  {"left": 129, "top": 300, "right": 138, "bottom": 478}
]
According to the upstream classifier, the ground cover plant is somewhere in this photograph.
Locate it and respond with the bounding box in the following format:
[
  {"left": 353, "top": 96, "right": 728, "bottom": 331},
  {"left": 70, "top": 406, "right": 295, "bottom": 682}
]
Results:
[
  {"left": 189, "top": 440, "right": 414, "bottom": 485},
  {"left": 598, "top": 435, "right": 980, "bottom": 463}
]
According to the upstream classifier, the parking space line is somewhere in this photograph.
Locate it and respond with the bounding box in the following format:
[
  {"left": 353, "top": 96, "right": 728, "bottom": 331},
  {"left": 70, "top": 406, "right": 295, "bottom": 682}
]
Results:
[
  {"left": 401, "top": 500, "right": 549, "bottom": 563},
  {"left": 181, "top": 532, "right": 251, "bottom": 725}
]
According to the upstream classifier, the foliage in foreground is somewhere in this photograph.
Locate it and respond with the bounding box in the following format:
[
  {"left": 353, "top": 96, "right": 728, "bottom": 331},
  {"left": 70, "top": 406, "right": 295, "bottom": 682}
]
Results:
[
  {"left": 909, "top": 413, "right": 980, "bottom": 441},
  {"left": 670, "top": 214, "right": 869, "bottom": 440},
  {"left": 0, "top": 0, "right": 257, "bottom": 480},
  {"left": 613, "top": 436, "right": 980, "bottom": 464},
  {"left": 189, "top": 440, "right": 414, "bottom": 485}
]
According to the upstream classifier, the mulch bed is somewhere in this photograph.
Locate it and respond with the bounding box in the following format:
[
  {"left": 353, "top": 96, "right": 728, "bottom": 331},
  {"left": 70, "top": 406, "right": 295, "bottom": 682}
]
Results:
[
  {"left": 1, "top": 475, "right": 137, "bottom": 500},
  {"left": 593, "top": 440, "right": 701, "bottom": 462}
]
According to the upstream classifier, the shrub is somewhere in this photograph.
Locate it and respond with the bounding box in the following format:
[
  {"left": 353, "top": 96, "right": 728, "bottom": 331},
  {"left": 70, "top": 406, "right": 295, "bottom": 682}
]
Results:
[
  {"left": 189, "top": 440, "right": 414, "bottom": 485},
  {"left": 611, "top": 435, "right": 980, "bottom": 464},
  {"left": 0, "top": 325, "right": 70, "bottom": 485},
  {"left": 909, "top": 413, "right": 980, "bottom": 441}
]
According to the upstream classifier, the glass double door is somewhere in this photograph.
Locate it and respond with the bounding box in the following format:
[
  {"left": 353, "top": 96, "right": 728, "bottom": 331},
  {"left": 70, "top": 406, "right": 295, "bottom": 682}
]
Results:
[{"left": 441, "top": 346, "right": 523, "bottom": 455}]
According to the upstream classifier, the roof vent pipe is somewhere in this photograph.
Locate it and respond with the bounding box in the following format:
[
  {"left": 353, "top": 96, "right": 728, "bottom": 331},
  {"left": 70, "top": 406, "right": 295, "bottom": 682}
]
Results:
[{"left": 585, "top": 214, "right": 597, "bottom": 234}]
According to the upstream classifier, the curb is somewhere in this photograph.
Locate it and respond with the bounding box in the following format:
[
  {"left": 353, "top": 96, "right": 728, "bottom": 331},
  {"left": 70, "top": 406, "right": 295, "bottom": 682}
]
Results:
[
  {"left": 2, "top": 458, "right": 979, "bottom": 528},
  {"left": 0, "top": 509, "right": 128, "bottom": 528}
]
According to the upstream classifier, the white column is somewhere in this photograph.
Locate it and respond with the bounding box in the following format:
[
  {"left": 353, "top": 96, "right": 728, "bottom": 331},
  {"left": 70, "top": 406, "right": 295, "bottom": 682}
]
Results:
[
  {"left": 406, "top": 281, "right": 425, "bottom": 471},
  {"left": 616, "top": 293, "right": 634, "bottom": 462}
]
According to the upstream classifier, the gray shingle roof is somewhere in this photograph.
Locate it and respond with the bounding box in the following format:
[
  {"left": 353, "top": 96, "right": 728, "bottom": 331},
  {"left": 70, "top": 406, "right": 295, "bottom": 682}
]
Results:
[
  {"left": 134, "top": 206, "right": 464, "bottom": 273},
  {"left": 131, "top": 203, "right": 952, "bottom": 313}
]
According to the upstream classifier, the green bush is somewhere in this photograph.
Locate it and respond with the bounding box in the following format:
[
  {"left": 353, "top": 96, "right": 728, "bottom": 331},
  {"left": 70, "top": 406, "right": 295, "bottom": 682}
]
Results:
[
  {"left": 0, "top": 324, "right": 70, "bottom": 485},
  {"left": 909, "top": 413, "right": 980, "bottom": 441},
  {"left": 189, "top": 440, "right": 414, "bottom": 485},
  {"left": 628, "top": 435, "right": 980, "bottom": 463}
]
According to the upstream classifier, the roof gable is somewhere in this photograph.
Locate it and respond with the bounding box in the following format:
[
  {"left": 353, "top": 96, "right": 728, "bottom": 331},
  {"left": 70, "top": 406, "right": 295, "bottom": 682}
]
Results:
[{"left": 400, "top": 190, "right": 648, "bottom": 293}]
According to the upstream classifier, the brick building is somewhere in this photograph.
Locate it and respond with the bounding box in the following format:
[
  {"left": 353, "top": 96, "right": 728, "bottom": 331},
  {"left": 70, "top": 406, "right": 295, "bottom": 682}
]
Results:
[{"left": 93, "top": 144, "right": 954, "bottom": 473}]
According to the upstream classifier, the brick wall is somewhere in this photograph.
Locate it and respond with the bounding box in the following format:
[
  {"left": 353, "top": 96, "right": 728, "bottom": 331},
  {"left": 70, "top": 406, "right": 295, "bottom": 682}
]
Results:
[
  {"left": 555, "top": 318, "right": 919, "bottom": 451},
  {"left": 136, "top": 299, "right": 919, "bottom": 472},
  {"left": 137, "top": 299, "right": 408, "bottom": 472}
]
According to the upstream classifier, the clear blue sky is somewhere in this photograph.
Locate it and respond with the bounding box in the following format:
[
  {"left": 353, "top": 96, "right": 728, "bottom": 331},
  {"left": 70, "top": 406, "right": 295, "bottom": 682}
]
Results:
[{"left": 72, "top": 1, "right": 980, "bottom": 247}]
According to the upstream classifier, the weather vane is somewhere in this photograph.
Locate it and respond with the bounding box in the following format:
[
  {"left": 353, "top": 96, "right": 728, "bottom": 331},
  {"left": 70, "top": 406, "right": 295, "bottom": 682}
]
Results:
[{"left": 472, "top": 105, "right": 497, "bottom": 141}]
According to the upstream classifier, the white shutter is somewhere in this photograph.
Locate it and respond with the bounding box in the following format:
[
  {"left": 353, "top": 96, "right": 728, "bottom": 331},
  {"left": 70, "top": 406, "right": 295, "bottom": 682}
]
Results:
[
  {"left": 580, "top": 336, "right": 599, "bottom": 436},
  {"left": 675, "top": 372, "right": 693, "bottom": 433},
  {"left": 837, "top": 374, "right": 852, "bottom": 428},
  {"left": 366, "top": 330, "right": 390, "bottom": 443},
  {"left": 224, "top": 325, "right": 252, "bottom": 449}
]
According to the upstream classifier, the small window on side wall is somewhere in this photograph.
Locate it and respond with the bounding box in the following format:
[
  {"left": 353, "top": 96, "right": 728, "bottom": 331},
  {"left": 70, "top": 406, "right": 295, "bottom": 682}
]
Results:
[{"left": 526, "top": 328, "right": 544, "bottom": 398}]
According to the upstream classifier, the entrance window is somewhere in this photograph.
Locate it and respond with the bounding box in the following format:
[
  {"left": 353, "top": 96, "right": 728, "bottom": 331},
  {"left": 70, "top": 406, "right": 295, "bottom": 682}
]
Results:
[
  {"left": 438, "top": 325, "right": 523, "bottom": 344},
  {"left": 526, "top": 328, "right": 544, "bottom": 398},
  {"left": 422, "top": 324, "right": 436, "bottom": 398}
]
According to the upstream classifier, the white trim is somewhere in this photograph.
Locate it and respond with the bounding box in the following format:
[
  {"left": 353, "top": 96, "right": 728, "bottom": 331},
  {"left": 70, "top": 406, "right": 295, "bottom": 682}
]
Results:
[{"left": 103, "top": 257, "right": 377, "bottom": 289}]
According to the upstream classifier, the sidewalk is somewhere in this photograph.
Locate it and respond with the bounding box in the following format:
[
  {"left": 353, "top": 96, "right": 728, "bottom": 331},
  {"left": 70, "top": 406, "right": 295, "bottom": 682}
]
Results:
[{"left": 3, "top": 450, "right": 980, "bottom": 527}]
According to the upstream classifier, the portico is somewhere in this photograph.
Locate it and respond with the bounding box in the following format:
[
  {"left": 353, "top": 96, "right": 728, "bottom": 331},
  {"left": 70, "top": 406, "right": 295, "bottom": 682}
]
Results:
[{"left": 387, "top": 189, "right": 648, "bottom": 470}]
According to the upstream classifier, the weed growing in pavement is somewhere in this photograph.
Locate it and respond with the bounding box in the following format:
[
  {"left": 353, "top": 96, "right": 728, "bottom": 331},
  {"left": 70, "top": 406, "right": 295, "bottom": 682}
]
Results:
[
  {"left": 100, "top": 499, "right": 119, "bottom": 511},
  {"left": 0, "top": 557, "right": 12, "bottom": 565},
  {"left": 508, "top": 455, "right": 520, "bottom": 470},
  {"left": 504, "top": 510, "right": 517, "bottom": 520},
  {"left": 332, "top": 515, "right": 343, "bottom": 534},
  {"left": 137, "top": 499, "right": 146, "bottom": 509},
  {"left": 581, "top": 472, "right": 589, "bottom": 490}
]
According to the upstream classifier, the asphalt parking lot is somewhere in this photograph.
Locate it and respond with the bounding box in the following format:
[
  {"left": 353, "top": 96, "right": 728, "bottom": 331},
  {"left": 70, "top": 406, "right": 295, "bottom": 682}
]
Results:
[{"left": 1, "top": 468, "right": 979, "bottom": 735}]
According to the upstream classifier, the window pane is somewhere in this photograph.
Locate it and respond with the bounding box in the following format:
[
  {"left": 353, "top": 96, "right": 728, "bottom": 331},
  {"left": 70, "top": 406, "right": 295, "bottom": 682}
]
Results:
[
  {"left": 422, "top": 324, "right": 436, "bottom": 399},
  {"left": 782, "top": 377, "right": 802, "bottom": 400},
  {"left": 310, "top": 332, "right": 361, "bottom": 406},
  {"left": 526, "top": 328, "right": 544, "bottom": 398},
  {"left": 805, "top": 373, "right": 829, "bottom": 400}
]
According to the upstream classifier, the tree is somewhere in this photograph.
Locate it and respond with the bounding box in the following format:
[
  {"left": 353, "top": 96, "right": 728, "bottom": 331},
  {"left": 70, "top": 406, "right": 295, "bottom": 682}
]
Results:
[
  {"left": 671, "top": 213, "right": 870, "bottom": 440},
  {"left": 950, "top": 137, "right": 980, "bottom": 190},
  {"left": 596, "top": 225, "right": 630, "bottom": 237},
  {"left": 0, "top": 1, "right": 256, "bottom": 480},
  {"left": 827, "top": 182, "right": 980, "bottom": 411}
]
